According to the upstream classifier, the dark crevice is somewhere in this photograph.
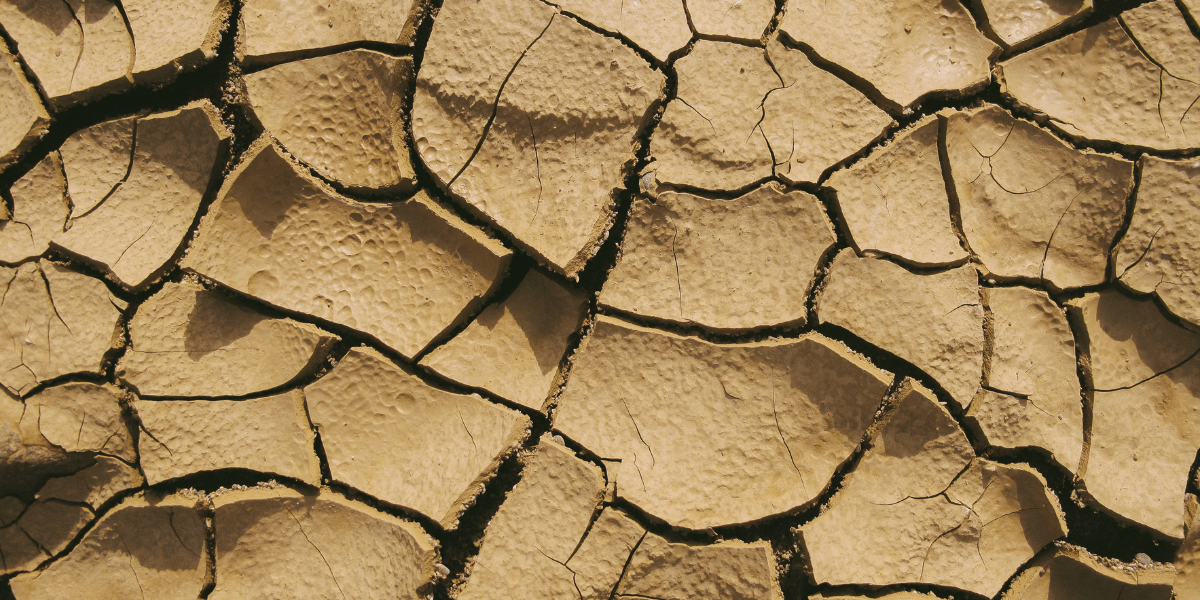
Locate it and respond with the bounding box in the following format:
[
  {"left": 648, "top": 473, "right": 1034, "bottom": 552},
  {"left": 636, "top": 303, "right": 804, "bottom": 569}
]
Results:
[{"left": 240, "top": 41, "right": 415, "bottom": 73}]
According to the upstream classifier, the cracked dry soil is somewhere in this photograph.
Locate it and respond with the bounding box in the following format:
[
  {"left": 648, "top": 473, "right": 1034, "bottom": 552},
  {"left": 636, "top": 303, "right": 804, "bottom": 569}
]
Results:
[{"left": 2, "top": 0, "right": 1200, "bottom": 598}]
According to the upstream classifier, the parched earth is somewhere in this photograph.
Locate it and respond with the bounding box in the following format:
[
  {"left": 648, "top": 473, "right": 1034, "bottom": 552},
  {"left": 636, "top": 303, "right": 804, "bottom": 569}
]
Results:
[{"left": 1, "top": 0, "right": 1199, "bottom": 598}]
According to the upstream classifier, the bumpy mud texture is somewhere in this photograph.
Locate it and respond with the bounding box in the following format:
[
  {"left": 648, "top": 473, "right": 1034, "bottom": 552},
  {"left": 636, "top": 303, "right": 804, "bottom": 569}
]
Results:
[{"left": 5, "top": 0, "right": 1200, "bottom": 599}]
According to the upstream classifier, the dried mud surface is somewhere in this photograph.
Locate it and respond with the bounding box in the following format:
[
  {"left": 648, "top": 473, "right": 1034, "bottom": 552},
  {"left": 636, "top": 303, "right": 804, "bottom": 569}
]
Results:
[{"left": 1, "top": 0, "right": 1200, "bottom": 599}]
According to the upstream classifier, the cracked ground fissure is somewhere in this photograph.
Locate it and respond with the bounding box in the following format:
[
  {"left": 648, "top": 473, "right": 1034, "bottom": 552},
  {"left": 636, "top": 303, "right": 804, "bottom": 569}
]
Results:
[{"left": 3, "top": 0, "right": 1200, "bottom": 598}]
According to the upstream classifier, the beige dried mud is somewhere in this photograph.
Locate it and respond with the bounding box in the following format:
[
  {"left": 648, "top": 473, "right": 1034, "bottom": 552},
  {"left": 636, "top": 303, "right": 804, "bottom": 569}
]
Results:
[
  {"left": 184, "top": 140, "right": 511, "bottom": 359},
  {"left": 0, "top": 153, "right": 69, "bottom": 264},
  {"left": 779, "top": 0, "right": 998, "bottom": 110},
  {"left": 1178, "top": 503, "right": 1200, "bottom": 597},
  {"left": 1001, "top": 544, "right": 1175, "bottom": 600},
  {"left": 763, "top": 37, "right": 895, "bottom": 185},
  {"left": 0, "top": 261, "right": 124, "bottom": 397},
  {"left": 35, "top": 456, "right": 142, "bottom": 509},
  {"left": 999, "top": 1, "right": 1200, "bottom": 151},
  {"left": 1069, "top": 290, "right": 1200, "bottom": 539},
  {"left": 415, "top": 2, "right": 663, "bottom": 274},
  {"left": 0, "top": 0, "right": 133, "bottom": 108},
  {"left": 9, "top": 493, "right": 208, "bottom": 600},
  {"left": 649, "top": 40, "right": 777, "bottom": 191},
  {"left": 945, "top": 105, "right": 1133, "bottom": 290},
  {"left": 616, "top": 534, "right": 783, "bottom": 600},
  {"left": 818, "top": 249, "right": 984, "bottom": 408},
  {"left": 967, "top": 286, "right": 1083, "bottom": 474},
  {"left": 122, "top": 0, "right": 226, "bottom": 81},
  {"left": 305, "top": 347, "right": 529, "bottom": 527},
  {"left": 117, "top": 282, "right": 337, "bottom": 398},
  {"left": 210, "top": 487, "right": 437, "bottom": 600},
  {"left": 240, "top": 0, "right": 418, "bottom": 62},
  {"left": 826, "top": 115, "right": 966, "bottom": 267},
  {"left": 600, "top": 182, "right": 835, "bottom": 331},
  {"left": 0, "top": 45, "right": 50, "bottom": 171},
  {"left": 52, "top": 101, "right": 230, "bottom": 290},
  {"left": 802, "top": 381, "right": 1067, "bottom": 597},
  {"left": 58, "top": 117, "right": 134, "bottom": 218},
  {"left": 977, "top": 0, "right": 1093, "bottom": 50},
  {"left": 244, "top": 49, "right": 416, "bottom": 192},
  {"left": 555, "top": 314, "right": 891, "bottom": 529},
  {"left": 549, "top": 0, "right": 691, "bottom": 62},
  {"left": 21, "top": 382, "right": 134, "bottom": 462},
  {"left": 1115, "top": 156, "right": 1200, "bottom": 329},
  {"left": 420, "top": 268, "right": 588, "bottom": 410},
  {"left": 686, "top": 0, "right": 775, "bottom": 41},
  {"left": 136, "top": 391, "right": 320, "bottom": 486}
]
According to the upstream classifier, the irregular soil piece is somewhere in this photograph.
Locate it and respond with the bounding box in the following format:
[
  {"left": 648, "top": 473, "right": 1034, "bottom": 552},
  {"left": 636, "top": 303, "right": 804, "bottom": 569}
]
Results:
[
  {"left": 687, "top": 0, "right": 775, "bottom": 41},
  {"left": 0, "top": 152, "right": 69, "bottom": 263},
  {"left": 550, "top": 0, "right": 691, "bottom": 62},
  {"left": 617, "top": 534, "right": 782, "bottom": 600},
  {"left": 435, "top": 14, "right": 664, "bottom": 274},
  {"left": 184, "top": 141, "right": 511, "bottom": 359},
  {"left": 58, "top": 117, "right": 135, "bottom": 218},
  {"left": 945, "top": 105, "right": 1133, "bottom": 290},
  {"left": 1178, "top": 504, "right": 1200, "bottom": 597},
  {"left": 1001, "top": 544, "right": 1174, "bottom": 600},
  {"left": 600, "top": 182, "right": 835, "bottom": 331},
  {"left": 0, "top": 45, "right": 50, "bottom": 171},
  {"left": 52, "top": 101, "right": 230, "bottom": 290},
  {"left": 122, "top": 0, "right": 225, "bottom": 81},
  {"left": 826, "top": 115, "right": 966, "bottom": 266},
  {"left": 136, "top": 391, "right": 320, "bottom": 486},
  {"left": 999, "top": 2, "right": 1200, "bottom": 151},
  {"left": 802, "top": 381, "right": 1067, "bottom": 597},
  {"left": 649, "top": 40, "right": 777, "bottom": 191},
  {"left": 818, "top": 249, "right": 984, "bottom": 408},
  {"left": 1069, "top": 290, "right": 1200, "bottom": 539},
  {"left": 305, "top": 347, "right": 529, "bottom": 527},
  {"left": 0, "top": 393, "right": 93, "bottom": 499},
  {"left": 762, "top": 37, "right": 894, "bottom": 185},
  {"left": 9, "top": 493, "right": 208, "bottom": 600},
  {"left": 1115, "top": 156, "right": 1200, "bottom": 329},
  {"left": 21, "top": 383, "right": 134, "bottom": 462},
  {"left": 0, "top": 261, "right": 124, "bottom": 397},
  {"left": 9, "top": 500, "right": 93, "bottom": 564},
  {"left": 457, "top": 435, "right": 604, "bottom": 600},
  {"left": 977, "top": 0, "right": 1093, "bottom": 50},
  {"left": 210, "top": 487, "right": 437, "bottom": 600},
  {"left": 244, "top": 50, "right": 415, "bottom": 192},
  {"left": 240, "top": 0, "right": 418, "bottom": 62},
  {"left": 567, "top": 508, "right": 646, "bottom": 600},
  {"left": 555, "top": 314, "right": 892, "bottom": 529},
  {"left": 36, "top": 456, "right": 142, "bottom": 509},
  {"left": 779, "top": 0, "right": 998, "bottom": 110},
  {"left": 967, "top": 287, "right": 1082, "bottom": 474},
  {"left": 420, "top": 269, "right": 588, "bottom": 410},
  {"left": 0, "top": 0, "right": 133, "bottom": 108},
  {"left": 117, "top": 282, "right": 337, "bottom": 398}
]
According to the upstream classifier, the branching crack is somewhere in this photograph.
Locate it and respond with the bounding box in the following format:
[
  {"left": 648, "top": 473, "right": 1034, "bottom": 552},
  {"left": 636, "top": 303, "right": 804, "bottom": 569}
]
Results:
[
  {"left": 281, "top": 502, "right": 347, "bottom": 600},
  {"left": 770, "top": 381, "right": 808, "bottom": 496},
  {"left": 527, "top": 112, "right": 543, "bottom": 225},
  {"left": 72, "top": 119, "right": 138, "bottom": 223},
  {"left": 620, "top": 398, "right": 655, "bottom": 466}
]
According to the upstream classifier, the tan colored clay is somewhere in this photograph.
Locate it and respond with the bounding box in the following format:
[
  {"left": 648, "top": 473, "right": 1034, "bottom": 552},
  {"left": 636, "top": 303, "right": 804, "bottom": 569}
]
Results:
[
  {"left": 0, "top": 262, "right": 124, "bottom": 397},
  {"left": 1002, "top": 544, "right": 1175, "bottom": 600},
  {"left": 977, "top": 0, "right": 1093, "bottom": 50},
  {"left": 421, "top": 269, "right": 588, "bottom": 410},
  {"left": 117, "top": 282, "right": 337, "bottom": 398},
  {"left": 763, "top": 37, "right": 894, "bottom": 185},
  {"left": 827, "top": 115, "right": 966, "bottom": 266},
  {"left": 210, "top": 487, "right": 437, "bottom": 600},
  {"left": 550, "top": 0, "right": 691, "bottom": 62},
  {"left": 1115, "top": 156, "right": 1200, "bottom": 329},
  {"left": 122, "top": 0, "right": 225, "bottom": 81},
  {"left": 53, "top": 101, "right": 230, "bottom": 290},
  {"left": 21, "top": 382, "right": 134, "bottom": 462},
  {"left": 58, "top": 117, "right": 135, "bottom": 218},
  {"left": 600, "top": 182, "right": 835, "bottom": 330},
  {"left": 779, "top": 0, "right": 998, "bottom": 110},
  {"left": 1070, "top": 290, "right": 1200, "bottom": 539},
  {"left": 556, "top": 314, "right": 891, "bottom": 529},
  {"left": 9, "top": 493, "right": 209, "bottom": 600},
  {"left": 244, "top": 50, "right": 416, "bottom": 192},
  {"left": 0, "top": 152, "right": 68, "bottom": 263},
  {"left": 136, "top": 391, "right": 320, "bottom": 485},
  {"left": 967, "top": 286, "right": 1083, "bottom": 474},
  {"left": 617, "top": 534, "right": 783, "bottom": 600},
  {"left": 183, "top": 140, "right": 511, "bottom": 359},
  {"left": 305, "top": 347, "right": 529, "bottom": 527},
  {"left": 36, "top": 456, "right": 142, "bottom": 509},
  {"left": 999, "top": 2, "right": 1200, "bottom": 151},
  {"left": 818, "top": 249, "right": 984, "bottom": 408},
  {"left": 568, "top": 508, "right": 646, "bottom": 600},
  {"left": 0, "top": 45, "right": 50, "bottom": 171},
  {"left": 240, "top": 0, "right": 418, "bottom": 62},
  {"left": 687, "top": 0, "right": 774, "bottom": 41},
  {"left": 945, "top": 105, "right": 1133, "bottom": 290},
  {"left": 649, "top": 40, "right": 776, "bottom": 191},
  {"left": 1178, "top": 503, "right": 1200, "bottom": 597},
  {"left": 803, "top": 381, "right": 1067, "bottom": 596}
]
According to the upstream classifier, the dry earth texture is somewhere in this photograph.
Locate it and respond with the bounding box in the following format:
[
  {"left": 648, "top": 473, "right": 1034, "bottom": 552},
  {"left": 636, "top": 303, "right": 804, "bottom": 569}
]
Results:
[{"left": 2, "top": 0, "right": 1200, "bottom": 599}]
